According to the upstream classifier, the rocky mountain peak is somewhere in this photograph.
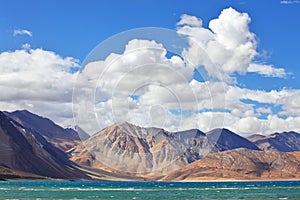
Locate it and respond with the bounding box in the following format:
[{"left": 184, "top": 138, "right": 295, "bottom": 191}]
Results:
[
  {"left": 71, "top": 123, "right": 260, "bottom": 174},
  {"left": 206, "top": 128, "right": 260, "bottom": 151}
]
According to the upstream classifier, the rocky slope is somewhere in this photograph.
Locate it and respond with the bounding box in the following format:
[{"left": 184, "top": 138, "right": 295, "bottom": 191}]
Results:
[
  {"left": 70, "top": 122, "right": 190, "bottom": 175},
  {"left": 0, "top": 164, "right": 45, "bottom": 180},
  {"left": 248, "top": 131, "right": 300, "bottom": 152},
  {"left": 70, "top": 122, "right": 261, "bottom": 176},
  {"left": 207, "top": 128, "right": 260, "bottom": 152},
  {"left": 0, "top": 111, "right": 89, "bottom": 179},
  {"left": 163, "top": 148, "right": 300, "bottom": 181},
  {"left": 5, "top": 110, "right": 89, "bottom": 151}
]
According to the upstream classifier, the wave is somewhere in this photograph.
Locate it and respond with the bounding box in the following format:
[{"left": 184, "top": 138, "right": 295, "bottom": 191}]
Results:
[{"left": 1, "top": 186, "right": 293, "bottom": 192}]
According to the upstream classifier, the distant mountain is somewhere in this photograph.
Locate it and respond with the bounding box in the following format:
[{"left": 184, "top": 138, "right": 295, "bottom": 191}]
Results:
[
  {"left": 0, "top": 111, "right": 89, "bottom": 179},
  {"left": 248, "top": 131, "right": 300, "bottom": 152},
  {"left": 163, "top": 148, "right": 300, "bottom": 181},
  {"left": 71, "top": 122, "right": 188, "bottom": 175},
  {"left": 5, "top": 110, "right": 89, "bottom": 151},
  {"left": 207, "top": 128, "right": 260, "bottom": 152},
  {"left": 70, "top": 123, "right": 261, "bottom": 176}
]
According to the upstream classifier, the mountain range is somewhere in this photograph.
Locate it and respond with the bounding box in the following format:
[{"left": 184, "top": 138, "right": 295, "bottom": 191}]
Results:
[
  {"left": 1, "top": 110, "right": 300, "bottom": 181},
  {"left": 248, "top": 132, "right": 300, "bottom": 152},
  {"left": 69, "top": 123, "right": 260, "bottom": 175}
]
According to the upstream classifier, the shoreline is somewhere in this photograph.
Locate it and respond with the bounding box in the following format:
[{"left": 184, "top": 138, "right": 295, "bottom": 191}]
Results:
[
  {"left": 1, "top": 178, "right": 300, "bottom": 182},
  {"left": 179, "top": 178, "right": 300, "bottom": 183}
]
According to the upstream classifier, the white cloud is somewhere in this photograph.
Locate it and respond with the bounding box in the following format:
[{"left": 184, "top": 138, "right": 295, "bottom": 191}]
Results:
[
  {"left": 13, "top": 29, "right": 32, "bottom": 37},
  {"left": 256, "top": 107, "right": 272, "bottom": 114},
  {"left": 227, "top": 86, "right": 300, "bottom": 115},
  {"left": 173, "top": 84, "right": 300, "bottom": 134},
  {"left": 209, "top": 7, "right": 255, "bottom": 50},
  {"left": 178, "top": 8, "right": 281, "bottom": 82},
  {"left": 72, "top": 8, "right": 300, "bottom": 135},
  {"left": 2, "top": 7, "right": 299, "bottom": 137},
  {"left": 179, "top": 8, "right": 258, "bottom": 79},
  {"left": 74, "top": 36, "right": 300, "bottom": 135},
  {"left": 0, "top": 48, "right": 79, "bottom": 127},
  {"left": 177, "top": 109, "right": 300, "bottom": 136},
  {"left": 248, "top": 63, "right": 288, "bottom": 78},
  {"left": 73, "top": 39, "right": 200, "bottom": 133},
  {"left": 177, "top": 14, "right": 203, "bottom": 27},
  {"left": 231, "top": 114, "right": 300, "bottom": 135},
  {"left": 223, "top": 87, "right": 300, "bottom": 134}
]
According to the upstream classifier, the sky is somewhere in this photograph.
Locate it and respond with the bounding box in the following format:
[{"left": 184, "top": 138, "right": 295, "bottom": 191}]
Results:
[{"left": 0, "top": 0, "right": 300, "bottom": 135}]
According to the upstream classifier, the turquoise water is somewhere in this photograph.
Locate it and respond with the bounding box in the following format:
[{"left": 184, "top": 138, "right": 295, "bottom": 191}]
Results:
[{"left": 0, "top": 181, "right": 299, "bottom": 199}]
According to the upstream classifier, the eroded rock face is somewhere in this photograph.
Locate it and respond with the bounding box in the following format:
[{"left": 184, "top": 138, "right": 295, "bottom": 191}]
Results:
[{"left": 163, "top": 148, "right": 300, "bottom": 181}]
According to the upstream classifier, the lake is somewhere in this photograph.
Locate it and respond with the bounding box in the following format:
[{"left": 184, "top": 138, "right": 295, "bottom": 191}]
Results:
[{"left": 0, "top": 180, "right": 299, "bottom": 199}]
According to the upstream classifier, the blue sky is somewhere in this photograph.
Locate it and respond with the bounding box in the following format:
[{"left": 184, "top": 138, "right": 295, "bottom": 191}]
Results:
[
  {"left": 1, "top": 0, "right": 300, "bottom": 89},
  {"left": 1, "top": 1, "right": 299, "bottom": 64},
  {"left": 0, "top": 0, "right": 300, "bottom": 135}
]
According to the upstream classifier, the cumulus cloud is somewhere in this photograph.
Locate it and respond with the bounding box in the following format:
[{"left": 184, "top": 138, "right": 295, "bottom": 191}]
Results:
[
  {"left": 73, "top": 39, "right": 201, "bottom": 133},
  {"left": 177, "top": 7, "right": 290, "bottom": 83},
  {"left": 0, "top": 47, "right": 79, "bottom": 127},
  {"left": 13, "top": 29, "right": 32, "bottom": 37},
  {"left": 177, "top": 14, "right": 203, "bottom": 27},
  {"left": 209, "top": 7, "right": 255, "bottom": 50},
  {"left": 177, "top": 7, "right": 258, "bottom": 82}
]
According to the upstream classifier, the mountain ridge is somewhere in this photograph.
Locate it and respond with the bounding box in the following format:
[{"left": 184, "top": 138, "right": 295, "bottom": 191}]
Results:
[
  {"left": 5, "top": 110, "right": 90, "bottom": 151},
  {"left": 70, "top": 121, "right": 261, "bottom": 175},
  {"left": 1, "top": 109, "right": 300, "bottom": 181},
  {"left": 248, "top": 131, "right": 300, "bottom": 152},
  {"left": 207, "top": 128, "right": 261, "bottom": 152}
]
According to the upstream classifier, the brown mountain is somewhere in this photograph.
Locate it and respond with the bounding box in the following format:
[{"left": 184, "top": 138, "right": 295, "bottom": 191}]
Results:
[
  {"left": 5, "top": 110, "right": 89, "bottom": 151},
  {"left": 0, "top": 111, "right": 89, "bottom": 180},
  {"left": 248, "top": 131, "right": 300, "bottom": 152},
  {"left": 163, "top": 148, "right": 300, "bottom": 181},
  {"left": 70, "top": 122, "right": 190, "bottom": 176},
  {"left": 70, "top": 122, "right": 261, "bottom": 177}
]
